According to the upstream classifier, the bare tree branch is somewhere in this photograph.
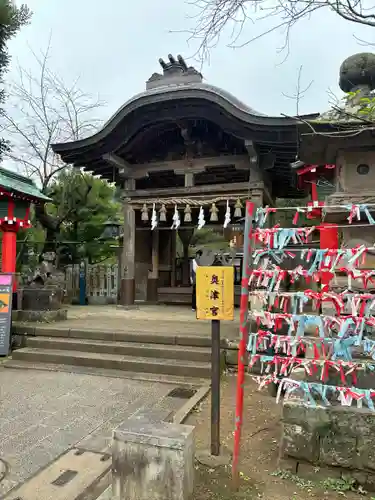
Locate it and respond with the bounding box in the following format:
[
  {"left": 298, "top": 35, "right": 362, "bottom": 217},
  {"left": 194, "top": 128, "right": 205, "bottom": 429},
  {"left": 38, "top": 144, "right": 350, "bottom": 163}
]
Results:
[
  {"left": 3, "top": 40, "right": 104, "bottom": 191},
  {"left": 185, "top": 0, "right": 375, "bottom": 62},
  {"left": 282, "top": 65, "right": 313, "bottom": 115},
  {"left": 2, "top": 41, "right": 105, "bottom": 257}
]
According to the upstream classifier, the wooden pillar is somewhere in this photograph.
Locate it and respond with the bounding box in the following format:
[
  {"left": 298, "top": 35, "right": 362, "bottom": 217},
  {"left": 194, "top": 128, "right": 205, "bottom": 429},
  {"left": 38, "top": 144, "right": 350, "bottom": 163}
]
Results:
[
  {"left": 120, "top": 180, "right": 136, "bottom": 306},
  {"left": 178, "top": 228, "right": 194, "bottom": 287},
  {"left": 170, "top": 231, "right": 176, "bottom": 287},
  {"left": 147, "top": 229, "right": 159, "bottom": 302}
]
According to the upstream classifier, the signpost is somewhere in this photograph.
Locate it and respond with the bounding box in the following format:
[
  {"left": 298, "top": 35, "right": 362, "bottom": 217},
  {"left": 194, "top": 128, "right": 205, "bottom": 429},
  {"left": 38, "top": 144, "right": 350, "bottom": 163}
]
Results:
[
  {"left": 196, "top": 266, "right": 234, "bottom": 456},
  {"left": 0, "top": 273, "right": 13, "bottom": 356}
]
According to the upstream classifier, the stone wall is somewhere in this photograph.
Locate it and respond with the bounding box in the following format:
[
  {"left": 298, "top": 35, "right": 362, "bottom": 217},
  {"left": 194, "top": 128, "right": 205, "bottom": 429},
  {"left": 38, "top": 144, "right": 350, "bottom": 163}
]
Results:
[
  {"left": 337, "top": 150, "right": 375, "bottom": 192},
  {"left": 280, "top": 399, "right": 375, "bottom": 488}
]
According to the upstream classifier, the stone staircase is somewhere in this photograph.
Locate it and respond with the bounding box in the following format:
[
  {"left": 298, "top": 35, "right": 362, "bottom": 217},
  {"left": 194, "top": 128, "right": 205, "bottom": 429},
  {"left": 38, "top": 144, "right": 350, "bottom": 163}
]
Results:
[{"left": 6, "top": 322, "right": 228, "bottom": 381}]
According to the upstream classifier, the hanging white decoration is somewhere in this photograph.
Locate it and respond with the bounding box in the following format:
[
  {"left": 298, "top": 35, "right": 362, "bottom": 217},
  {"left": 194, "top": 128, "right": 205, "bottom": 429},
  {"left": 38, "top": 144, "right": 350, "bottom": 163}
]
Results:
[
  {"left": 141, "top": 203, "right": 149, "bottom": 222},
  {"left": 197, "top": 206, "right": 205, "bottom": 230},
  {"left": 159, "top": 204, "right": 167, "bottom": 222},
  {"left": 171, "top": 204, "right": 180, "bottom": 230},
  {"left": 184, "top": 204, "right": 192, "bottom": 222},
  {"left": 210, "top": 203, "right": 218, "bottom": 222},
  {"left": 151, "top": 203, "right": 158, "bottom": 230},
  {"left": 234, "top": 199, "right": 243, "bottom": 218},
  {"left": 223, "top": 200, "right": 231, "bottom": 228}
]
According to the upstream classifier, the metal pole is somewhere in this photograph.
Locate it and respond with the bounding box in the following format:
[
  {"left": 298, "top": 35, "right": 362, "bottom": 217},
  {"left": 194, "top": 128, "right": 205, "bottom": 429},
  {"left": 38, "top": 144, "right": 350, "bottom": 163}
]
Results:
[
  {"left": 79, "top": 260, "right": 86, "bottom": 306},
  {"left": 211, "top": 318, "right": 221, "bottom": 456},
  {"left": 232, "top": 201, "right": 255, "bottom": 488}
]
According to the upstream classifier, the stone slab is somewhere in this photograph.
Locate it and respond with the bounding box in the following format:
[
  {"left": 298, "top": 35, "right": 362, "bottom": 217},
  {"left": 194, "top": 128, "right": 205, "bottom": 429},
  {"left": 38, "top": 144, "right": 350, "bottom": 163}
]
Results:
[
  {"left": 114, "top": 417, "right": 194, "bottom": 450},
  {"left": 4, "top": 449, "right": 110, "bottom": 500}
]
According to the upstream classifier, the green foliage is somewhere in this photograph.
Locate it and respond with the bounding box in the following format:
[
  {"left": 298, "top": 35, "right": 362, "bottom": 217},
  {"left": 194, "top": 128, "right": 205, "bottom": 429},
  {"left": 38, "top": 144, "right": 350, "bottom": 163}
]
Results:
[
  {"left": 345, "top": 89, "right": 375, "bottom": 121},
  {"left": 322, "top": 475, "right": 358, "bottom": 493},
  {"left": 275, "top": 198, "right": 314, "bottom": 227},
  {"left": 189, "top": 228, "right": 226, "bottom": 250},
  {"left": 45, "top": 170, "right": 122, "bottom": 264},
  {"left": 0, "top": 1, "right": 31, "bottom": 160},
  {"left": 357, "top": 95, "right": 375, "bottom": 120},
  {"left": 175, "top": 228, "right": 227, "bottom": 257},
  {"left": 272, "top": 469, "right": 367, "bottom": 495}
]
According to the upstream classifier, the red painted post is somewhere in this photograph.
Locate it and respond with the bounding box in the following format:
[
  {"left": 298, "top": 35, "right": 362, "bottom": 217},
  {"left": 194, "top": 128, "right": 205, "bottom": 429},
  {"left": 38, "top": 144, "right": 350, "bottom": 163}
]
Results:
[
  {"left": 232, "top": 201, "right": 254, "bottom": 489},
  {"left": 319, "top": 223, "right": 339, "bottom": 290},
  {"left": 2, "top": 229, "right": 17, "bottom": 291}
]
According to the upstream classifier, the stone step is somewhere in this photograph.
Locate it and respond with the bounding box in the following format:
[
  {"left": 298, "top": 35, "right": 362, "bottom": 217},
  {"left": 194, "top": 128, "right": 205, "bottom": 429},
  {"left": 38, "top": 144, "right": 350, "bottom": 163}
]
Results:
[
  {"left": 2, "top": 360, "right": 210, "bottom": 385},
  {"left": 11, "top": 348, "right": 211, "bottom": 378},
  {"left": 13, "top": 325, "right": 225, "bottom": 347},
  {"left": 25, "top": 337, "right": 211, "bottom": 362}
]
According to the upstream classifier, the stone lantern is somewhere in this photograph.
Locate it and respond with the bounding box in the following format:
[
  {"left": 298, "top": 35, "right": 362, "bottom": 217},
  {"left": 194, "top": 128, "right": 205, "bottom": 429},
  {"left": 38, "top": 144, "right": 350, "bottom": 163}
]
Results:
[{"left": 99, "top": 219, "right": 122, "bottom": 241}]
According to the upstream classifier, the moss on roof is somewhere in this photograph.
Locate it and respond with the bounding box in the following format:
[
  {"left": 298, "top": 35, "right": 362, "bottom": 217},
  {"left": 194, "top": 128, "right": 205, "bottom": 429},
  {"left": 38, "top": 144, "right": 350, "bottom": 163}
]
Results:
[{"left": 311, "top": 88, "right": 375, "bottom": 125}]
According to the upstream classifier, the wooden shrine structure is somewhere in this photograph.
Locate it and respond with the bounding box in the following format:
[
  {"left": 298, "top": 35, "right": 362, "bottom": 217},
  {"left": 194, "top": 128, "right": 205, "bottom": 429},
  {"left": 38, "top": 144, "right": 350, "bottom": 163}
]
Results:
[
  {"left": 296, "top": 52, "right": 375, "bottom": 285},
  {"left": 52, "top": 54, "right": 311, "bottom": 306},
  {"left": 0, "top": 168, "right": 50, "bottom": 291}
]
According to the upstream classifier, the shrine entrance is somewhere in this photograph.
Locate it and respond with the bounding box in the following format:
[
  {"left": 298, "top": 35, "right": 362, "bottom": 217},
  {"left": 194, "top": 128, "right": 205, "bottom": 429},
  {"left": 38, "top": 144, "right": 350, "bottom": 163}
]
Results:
[{"left": 52, "top": 54, "right": 306, "bottom": 306}]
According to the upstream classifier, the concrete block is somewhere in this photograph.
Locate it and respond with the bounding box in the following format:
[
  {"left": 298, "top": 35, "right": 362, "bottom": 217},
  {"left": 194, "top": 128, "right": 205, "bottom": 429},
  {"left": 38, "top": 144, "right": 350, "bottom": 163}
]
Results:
[{"left": 112, "top": 416, "right": 195, "bottom": 500}]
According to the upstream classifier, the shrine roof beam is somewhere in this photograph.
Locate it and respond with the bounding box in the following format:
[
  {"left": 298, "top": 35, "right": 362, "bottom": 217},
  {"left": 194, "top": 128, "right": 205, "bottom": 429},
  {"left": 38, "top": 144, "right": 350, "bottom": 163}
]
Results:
[
  {"left": 84, "top": 154, "right": 253, "bottom": 180},
  {"left": 126, "top": 181, "right": 262, "bottom": 199},
  {"left": 102, "top": 153, "right": 132, "bottom": 178}
]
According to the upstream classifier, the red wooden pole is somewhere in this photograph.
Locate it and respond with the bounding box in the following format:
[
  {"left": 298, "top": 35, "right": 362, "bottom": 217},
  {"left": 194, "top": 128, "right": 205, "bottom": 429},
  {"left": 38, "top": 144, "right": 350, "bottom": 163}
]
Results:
[
  {"left": 232, "top": 201, "right": 254, "bottom": 489},
  {"left": 319, "top": 223, "right": 339, "bottom": 290},
  {"left": 2, "top": 229, "right": 17, "bottom": 291}
]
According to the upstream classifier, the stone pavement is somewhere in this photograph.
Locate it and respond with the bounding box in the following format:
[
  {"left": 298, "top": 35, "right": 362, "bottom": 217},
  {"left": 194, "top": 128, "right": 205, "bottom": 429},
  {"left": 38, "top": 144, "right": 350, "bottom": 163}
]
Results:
[
  {"left": 0, "top": 367, "right": 180, "bottom": 497},
  {"left": 18, "top": 304, "right": 240, "bottom": 339}
]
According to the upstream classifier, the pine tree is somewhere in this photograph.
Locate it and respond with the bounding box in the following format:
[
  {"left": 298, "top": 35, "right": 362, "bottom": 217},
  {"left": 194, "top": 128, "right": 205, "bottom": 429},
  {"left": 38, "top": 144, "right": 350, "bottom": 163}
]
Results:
[{"left": 0, "top": 1, "right": 31, "bottom": 161}]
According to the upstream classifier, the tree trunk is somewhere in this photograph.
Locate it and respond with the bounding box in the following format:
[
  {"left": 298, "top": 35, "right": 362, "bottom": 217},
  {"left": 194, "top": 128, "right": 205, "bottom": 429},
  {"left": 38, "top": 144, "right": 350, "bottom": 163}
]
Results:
[{"left": 34, "top": 203, "right": 59, "bottom": 258}]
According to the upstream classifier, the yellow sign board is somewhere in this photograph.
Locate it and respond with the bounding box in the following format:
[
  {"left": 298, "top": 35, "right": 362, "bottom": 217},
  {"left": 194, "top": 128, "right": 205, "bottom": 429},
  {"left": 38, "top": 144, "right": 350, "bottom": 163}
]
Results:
[{"left": 196, "top": 266, "right": 234, "bottom": 321}]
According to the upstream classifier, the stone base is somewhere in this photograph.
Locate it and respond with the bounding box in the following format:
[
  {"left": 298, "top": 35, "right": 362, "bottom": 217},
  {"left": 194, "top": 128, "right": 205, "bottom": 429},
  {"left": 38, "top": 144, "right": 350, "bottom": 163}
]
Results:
[
  {"left": 21, "top": 286, "right": 63, "bottom": 310},
  {"left": 112, "top": 416, "right": 195, "bottom": 500},
  {"left": 12, "top": 309, "right": 67, "bottom": 323},
  {"left": 196, "top": 449, "right": 231, "bottom": 468},
  {"left": 280, "top": 399, "right": 375, "bottom": 489}
]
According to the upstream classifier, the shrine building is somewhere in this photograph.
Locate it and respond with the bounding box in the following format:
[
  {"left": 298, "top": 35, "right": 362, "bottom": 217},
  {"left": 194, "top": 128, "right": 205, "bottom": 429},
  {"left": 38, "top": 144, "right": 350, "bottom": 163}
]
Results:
[
  {"left": 52, "top": 54, "right": 310, "bottom": 306},
  {"left": 296, "top": 53, "right": 375, "bottom": 271}
]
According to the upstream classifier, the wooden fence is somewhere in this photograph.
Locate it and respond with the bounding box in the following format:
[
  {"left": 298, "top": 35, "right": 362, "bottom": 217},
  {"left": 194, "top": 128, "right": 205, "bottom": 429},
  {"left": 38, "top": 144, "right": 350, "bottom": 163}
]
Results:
[{"left": 65, "top": 264, "right": 118, "bottom": 302}]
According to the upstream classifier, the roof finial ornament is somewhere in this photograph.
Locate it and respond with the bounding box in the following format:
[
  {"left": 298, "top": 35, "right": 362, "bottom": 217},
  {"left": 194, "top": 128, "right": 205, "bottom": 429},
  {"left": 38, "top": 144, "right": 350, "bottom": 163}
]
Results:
[
  {"left": 159, "top": 58, "right": 167, "bottom": 70},
  {"left": 147, "top": 54, "right": 203, "bottom": 90},
  {"left": 177, "top": 55, "right": 188, "bottom": 71}
]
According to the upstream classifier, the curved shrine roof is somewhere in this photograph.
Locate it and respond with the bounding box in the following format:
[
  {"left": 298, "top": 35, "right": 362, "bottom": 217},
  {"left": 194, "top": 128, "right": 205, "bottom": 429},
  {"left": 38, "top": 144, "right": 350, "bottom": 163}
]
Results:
[
  {"left": 52, "top": 82, "right": 300, "bottom": 158},
  {"left": 52, "top": 55, "right": 308, "bottom": 161},
  {"left": 51, "top": 55, "right": 316, "bottom": 197}
]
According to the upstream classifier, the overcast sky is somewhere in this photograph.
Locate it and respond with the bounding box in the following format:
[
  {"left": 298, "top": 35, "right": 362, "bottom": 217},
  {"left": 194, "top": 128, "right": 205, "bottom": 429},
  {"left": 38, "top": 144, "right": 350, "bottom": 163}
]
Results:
[{"left": 6, "top": 0, "right": 375, "bottom": 122}]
